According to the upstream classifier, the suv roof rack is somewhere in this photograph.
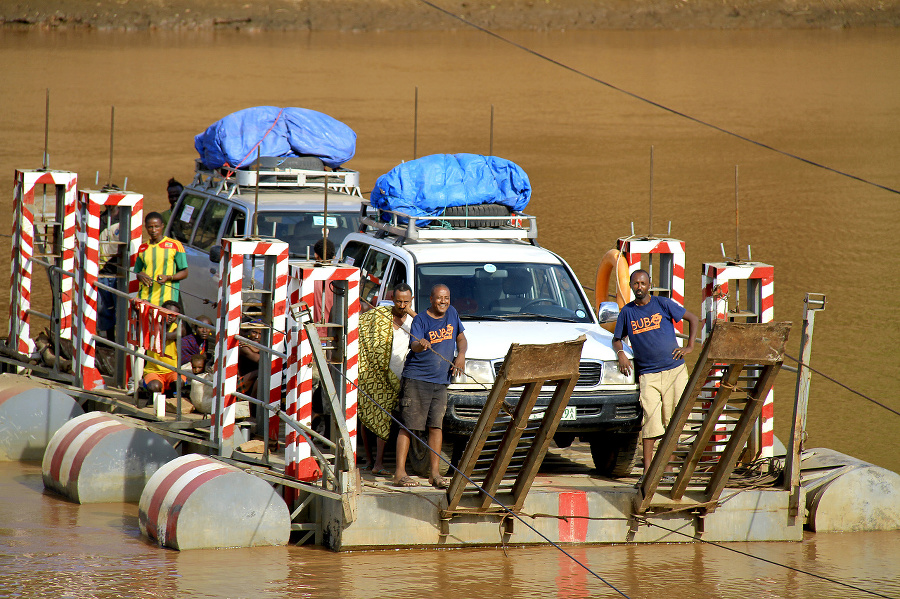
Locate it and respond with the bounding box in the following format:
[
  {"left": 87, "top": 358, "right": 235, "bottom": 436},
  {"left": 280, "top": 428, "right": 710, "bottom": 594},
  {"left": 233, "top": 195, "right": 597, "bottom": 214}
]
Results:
[
  {"left": 190, "top": 159, "right": 362, "bottom": 200},
  {"left": 359, "top": 200, "right": 538, "bottom": 242}
]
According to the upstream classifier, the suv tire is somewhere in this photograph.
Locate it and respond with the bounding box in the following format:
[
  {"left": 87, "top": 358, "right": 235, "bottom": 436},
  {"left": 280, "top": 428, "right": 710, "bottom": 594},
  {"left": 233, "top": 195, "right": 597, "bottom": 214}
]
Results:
[
  {"left": 441, "top": 204, "right": 512, "bottom": 228},
  {"left": 408, "top": 435, "right": 460, "bottom": 478},
  {"left": 589, "top": 432, "right": 641, "bottom": 478},
  {"left": 244, "top": 155, "right": 326, "bottom": 171}
]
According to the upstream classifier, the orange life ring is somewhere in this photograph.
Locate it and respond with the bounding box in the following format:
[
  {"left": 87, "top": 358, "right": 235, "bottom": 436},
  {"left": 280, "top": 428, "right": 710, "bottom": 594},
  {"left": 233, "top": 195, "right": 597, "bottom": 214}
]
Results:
[{"left": 594, "top": 249, "right": 629, "bottom": 311}]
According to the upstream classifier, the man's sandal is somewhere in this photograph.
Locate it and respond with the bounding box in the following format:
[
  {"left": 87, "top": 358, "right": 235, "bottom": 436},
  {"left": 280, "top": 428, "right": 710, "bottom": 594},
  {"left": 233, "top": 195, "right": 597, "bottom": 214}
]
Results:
[
  {"left": 393, "top": 476, "right": 419, "bottom": 488},
  {"left": 429, "top": 476, "right": 450, "bottom": 489}
]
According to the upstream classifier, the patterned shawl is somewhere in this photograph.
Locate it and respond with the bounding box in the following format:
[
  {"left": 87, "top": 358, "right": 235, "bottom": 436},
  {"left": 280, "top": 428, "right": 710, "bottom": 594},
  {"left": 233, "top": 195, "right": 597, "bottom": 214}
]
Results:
[{"left": 358, "top": 306, "right": 403, "bottom": 440}]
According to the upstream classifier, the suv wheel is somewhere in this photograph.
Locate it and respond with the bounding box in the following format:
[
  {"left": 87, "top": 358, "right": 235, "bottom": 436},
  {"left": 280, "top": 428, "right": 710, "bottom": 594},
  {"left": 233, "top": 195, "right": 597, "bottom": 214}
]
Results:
[
  {"left": 408, "top": 435, "right": 460, "bottom": 478},
  {"left": 589, "top": 432, "right": 641, "bottom": 478}
]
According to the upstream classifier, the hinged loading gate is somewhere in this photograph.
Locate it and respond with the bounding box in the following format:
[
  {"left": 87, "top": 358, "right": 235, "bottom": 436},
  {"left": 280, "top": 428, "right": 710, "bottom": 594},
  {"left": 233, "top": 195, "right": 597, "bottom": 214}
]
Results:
[
  {"left": 635, "top": 321, "right": 791, "bottom": 516},
  {"left": 442, "top": 336, "right": 585, "bottom": 528}
]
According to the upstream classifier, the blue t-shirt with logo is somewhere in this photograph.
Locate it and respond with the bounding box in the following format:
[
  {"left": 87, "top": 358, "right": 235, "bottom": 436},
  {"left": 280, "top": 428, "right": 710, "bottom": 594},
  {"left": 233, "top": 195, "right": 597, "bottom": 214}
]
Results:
[
  {"left": 402, "top": 305, "right": 465, "bottom": 385},
  {"left": 613, "top": 295, "right": 686, "bottom": 376}
]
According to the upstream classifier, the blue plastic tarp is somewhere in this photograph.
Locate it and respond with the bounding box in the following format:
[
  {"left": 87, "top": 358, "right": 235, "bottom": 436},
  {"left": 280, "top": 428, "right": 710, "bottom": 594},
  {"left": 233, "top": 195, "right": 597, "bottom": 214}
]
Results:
[
  {"left": 194, "top": 106, "right": 357, "bottom": 169},
  {"left": 369, "top": 154, "right": 531, "bottom": 224}
]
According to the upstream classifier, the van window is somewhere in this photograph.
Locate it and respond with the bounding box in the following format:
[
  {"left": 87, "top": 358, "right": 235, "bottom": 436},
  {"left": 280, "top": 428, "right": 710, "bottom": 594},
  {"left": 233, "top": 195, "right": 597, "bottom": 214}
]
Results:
[
  {"left": 224, "top": 209, "right": 246, "bottom": 238},
  {"left": 193, "top": 200, "right": 229, "bottom": 251},
  {"left": 383, "top": 261, "right": 408, "bottom": 301},
  {"left": 342, "top": 241, "right": 368, "bottom": 267},
  {"left": 359, "top": 248, "right": 391, "bottom": 309},
  {"left": 170, "top": 195, "right": 206, "bottom": 244}
]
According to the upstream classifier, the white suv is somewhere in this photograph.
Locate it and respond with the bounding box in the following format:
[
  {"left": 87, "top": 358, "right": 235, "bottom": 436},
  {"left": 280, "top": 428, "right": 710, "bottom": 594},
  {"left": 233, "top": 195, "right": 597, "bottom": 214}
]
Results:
[
  {"left": 166, "top": 157, "right": 362, "bottom": 319},
  {"left": 340, "top": 202, "right": 642, "bottom": 477}
]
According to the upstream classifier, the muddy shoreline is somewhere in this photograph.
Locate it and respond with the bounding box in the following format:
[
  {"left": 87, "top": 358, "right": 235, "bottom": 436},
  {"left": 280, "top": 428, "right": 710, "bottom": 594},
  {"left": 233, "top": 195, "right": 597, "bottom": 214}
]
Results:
[{"left": 3, "top": 0, "right": 900, "bottom": 31}]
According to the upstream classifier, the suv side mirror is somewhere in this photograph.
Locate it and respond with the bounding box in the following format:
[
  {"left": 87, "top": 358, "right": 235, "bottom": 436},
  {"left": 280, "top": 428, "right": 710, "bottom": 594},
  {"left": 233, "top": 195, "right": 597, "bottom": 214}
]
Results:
[
  {"left": 597, "top": 301, "right": 620, "bottom": 324},
  {"left": 209, "top": 245, "right": 222, "bottom": 263}
]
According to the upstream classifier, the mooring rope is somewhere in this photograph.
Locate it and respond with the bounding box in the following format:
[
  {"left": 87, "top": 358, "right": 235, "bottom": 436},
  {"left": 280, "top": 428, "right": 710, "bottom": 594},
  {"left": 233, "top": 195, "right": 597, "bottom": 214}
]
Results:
[{"left": 415, "top": 0, "right": 900, "bottom": 197}]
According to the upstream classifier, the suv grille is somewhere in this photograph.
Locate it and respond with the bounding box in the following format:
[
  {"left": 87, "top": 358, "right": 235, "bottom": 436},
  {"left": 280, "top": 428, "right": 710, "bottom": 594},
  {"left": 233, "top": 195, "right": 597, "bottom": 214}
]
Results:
[
  {"left": 493, "top": 360, "right": 602, "bottom": 388},
  {"left": 453, "top": 405, "right": 601, "bottom": 421}
]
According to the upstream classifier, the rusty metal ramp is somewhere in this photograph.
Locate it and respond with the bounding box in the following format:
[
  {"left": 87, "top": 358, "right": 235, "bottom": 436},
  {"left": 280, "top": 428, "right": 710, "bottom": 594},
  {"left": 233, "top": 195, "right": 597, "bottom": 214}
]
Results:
[
  {"left": 635, "top": 321, "right": 791, "bottom": 515},
  {"left": 442, "top": 336, "right": 585, "bottom": 520}
]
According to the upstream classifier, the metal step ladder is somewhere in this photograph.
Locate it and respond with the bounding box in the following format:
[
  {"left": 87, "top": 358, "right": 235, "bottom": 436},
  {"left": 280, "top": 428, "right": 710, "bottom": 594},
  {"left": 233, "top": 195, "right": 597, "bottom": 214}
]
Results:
[
  {"left": 441, "top": 336, "right": 585, "bottom": 536},
  {"left": 634, "top": 321, "right": 791, "bottom": 516}
]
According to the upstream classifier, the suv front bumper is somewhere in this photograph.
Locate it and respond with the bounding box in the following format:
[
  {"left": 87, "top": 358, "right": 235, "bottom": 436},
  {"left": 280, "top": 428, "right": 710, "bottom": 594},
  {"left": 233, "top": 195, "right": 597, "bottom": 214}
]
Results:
[{"left": 444, "top": 388, "right": 641, "bottom": 437}]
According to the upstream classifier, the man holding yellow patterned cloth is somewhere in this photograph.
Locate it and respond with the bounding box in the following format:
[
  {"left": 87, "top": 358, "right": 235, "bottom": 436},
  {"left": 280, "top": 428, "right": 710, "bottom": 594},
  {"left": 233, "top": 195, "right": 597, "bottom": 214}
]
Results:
[{"left": 358, "top": 283, "right": 415, "bottom": 476}]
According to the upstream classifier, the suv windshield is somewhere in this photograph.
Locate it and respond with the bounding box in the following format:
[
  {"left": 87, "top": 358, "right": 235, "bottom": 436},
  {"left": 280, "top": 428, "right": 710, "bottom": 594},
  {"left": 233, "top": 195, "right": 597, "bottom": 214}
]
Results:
[
  {"left": 416, "top": 261, "right": 593, "bottom": 323},
  {"left": 256, "top": 211, "right": 358, "bottom": 258}
]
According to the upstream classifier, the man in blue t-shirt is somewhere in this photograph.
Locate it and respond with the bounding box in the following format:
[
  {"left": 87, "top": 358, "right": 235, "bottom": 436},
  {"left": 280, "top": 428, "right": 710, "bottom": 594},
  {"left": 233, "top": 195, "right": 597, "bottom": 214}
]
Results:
[
  {"left": 612, "top": 269, "right": 699, "bottom": 478},
  {"left": 393, "top": 284, "right": 467, "bottom": 489}
]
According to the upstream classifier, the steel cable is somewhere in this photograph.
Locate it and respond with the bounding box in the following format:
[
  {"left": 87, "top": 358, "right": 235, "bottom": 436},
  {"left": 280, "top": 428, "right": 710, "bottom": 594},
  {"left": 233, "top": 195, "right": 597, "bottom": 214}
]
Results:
[{"left": 416, "top": 0, "right": 900, "bottom": 197}]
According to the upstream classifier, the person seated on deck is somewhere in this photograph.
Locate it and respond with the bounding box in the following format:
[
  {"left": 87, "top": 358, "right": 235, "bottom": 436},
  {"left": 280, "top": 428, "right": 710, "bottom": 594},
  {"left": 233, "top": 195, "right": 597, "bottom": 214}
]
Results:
[
  {"left": 238, "top": 323, "right": 262, "bottom": 405},
  {"left": 180, "top": 315, "right": 214, "bottom": 370},
  {"left": 141, "top": 300, "right": 189, "bottom": 399},
  {"left": 188, "top": 353, "right": 215, "bottom": 414}
]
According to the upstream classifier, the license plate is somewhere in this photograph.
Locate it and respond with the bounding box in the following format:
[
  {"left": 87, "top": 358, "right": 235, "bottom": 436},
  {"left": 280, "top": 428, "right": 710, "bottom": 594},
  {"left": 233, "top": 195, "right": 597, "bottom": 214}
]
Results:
[{"left": 561, "top": 406, "right": 577, "bottom": 421}]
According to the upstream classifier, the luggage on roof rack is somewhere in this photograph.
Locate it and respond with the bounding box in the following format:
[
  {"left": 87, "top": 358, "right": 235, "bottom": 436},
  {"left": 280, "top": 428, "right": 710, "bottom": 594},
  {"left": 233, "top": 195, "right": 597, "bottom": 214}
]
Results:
[
  {"left": 359, "top": 200, "right": 537, "bottom": 241},
  {"left": 191, "top": 159, "right": 362, "bottom": 199}
]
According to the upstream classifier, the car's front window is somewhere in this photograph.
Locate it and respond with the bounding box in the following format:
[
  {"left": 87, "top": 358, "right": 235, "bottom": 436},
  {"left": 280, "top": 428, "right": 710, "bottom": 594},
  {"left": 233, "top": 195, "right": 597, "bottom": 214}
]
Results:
[
  {"left": 255, "top": 211, "right": 358, "bottom": 258},
  {"left": 415, "top": 261, "right": 593, "bottom": 323}
]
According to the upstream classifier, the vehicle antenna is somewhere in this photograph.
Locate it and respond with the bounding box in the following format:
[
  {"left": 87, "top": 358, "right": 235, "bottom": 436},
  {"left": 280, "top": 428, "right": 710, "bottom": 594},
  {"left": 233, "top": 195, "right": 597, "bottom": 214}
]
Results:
[
  {"left": 42, "top": 88, "right": 50, "bottom": 170},
  {"left": 734, "top": 164, "right": 741, "bottom": 312},
  {"left": 107, "top": 106, "right": 115, "bottom": 188},
  {"left": 413, "top": 86, "right": 419, "bottom": 160},
  {"left": 323, "top": 167, "right": 329, "bottom": 260},
  {"left": 489, "top": 104, "right": 494, "bottom": 156},
  {"left": 734, "top": 165, "right": 740, "bottom": 261},
  {"left": 252, "top": 147, "right": 260, "bottom": 238},
  {"left": 648, "top": 145, "right": 654, "bottom": 238}
]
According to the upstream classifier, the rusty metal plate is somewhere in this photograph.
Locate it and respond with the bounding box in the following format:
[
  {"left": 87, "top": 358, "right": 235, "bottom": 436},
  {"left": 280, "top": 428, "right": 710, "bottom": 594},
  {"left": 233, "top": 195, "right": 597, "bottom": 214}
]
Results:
[
  {"left": 497, "top": 335, "right": 585, "bottom": 382},
  {"left": 706, "top": 321, "right": 791, "bottom": 364}
]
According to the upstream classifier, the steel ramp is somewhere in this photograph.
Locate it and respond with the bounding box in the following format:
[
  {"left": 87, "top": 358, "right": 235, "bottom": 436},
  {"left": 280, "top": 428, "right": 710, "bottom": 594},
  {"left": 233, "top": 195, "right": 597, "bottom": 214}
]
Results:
[
  {"left": 635, "top": 321, "right": 791, "bottom": 515},
  {"left": 443, "top": 336, "right": 585, "bottom": 519}
]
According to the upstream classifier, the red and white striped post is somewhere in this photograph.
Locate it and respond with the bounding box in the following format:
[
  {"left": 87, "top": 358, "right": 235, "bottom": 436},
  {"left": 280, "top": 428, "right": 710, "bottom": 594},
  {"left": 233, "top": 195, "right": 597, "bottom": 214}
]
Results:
[
  {"left": 8, "top": 169, "right": 78, "bottom": 357},
  {"left": 700, "top": 260, "right": 776, "bottom": 457},
  {"left": 283, "top": 264, "right": 359, "bottom": 502},
  {"left": 616, "top": 237, "right": 686, "bottom": 334},
  {"left": 72, "top": 189, "right": 143, "bottom": 390},
  {"left": 211, "top": 238, "right": 289, "bottom": 455}
]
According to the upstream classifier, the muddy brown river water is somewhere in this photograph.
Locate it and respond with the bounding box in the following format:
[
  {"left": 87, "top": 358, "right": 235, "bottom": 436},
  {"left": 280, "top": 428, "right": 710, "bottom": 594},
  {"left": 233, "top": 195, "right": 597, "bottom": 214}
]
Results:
[{"left": 0, "top": 28, "right": 898, "bottom": 597}]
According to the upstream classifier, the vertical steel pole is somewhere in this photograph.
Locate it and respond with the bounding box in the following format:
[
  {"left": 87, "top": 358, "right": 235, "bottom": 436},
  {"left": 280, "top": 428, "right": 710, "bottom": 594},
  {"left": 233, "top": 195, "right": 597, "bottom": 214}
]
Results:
[{"left": 785, "top": 293, "right": 826, "bottom": 516}]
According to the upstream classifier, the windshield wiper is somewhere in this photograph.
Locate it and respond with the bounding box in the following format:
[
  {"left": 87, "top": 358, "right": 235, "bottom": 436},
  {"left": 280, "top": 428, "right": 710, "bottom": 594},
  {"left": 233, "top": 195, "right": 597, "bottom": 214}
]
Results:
[
  {"left": 507, "top": 312, "right": 578, "bottom": 322},
  {"left": 463, "top": 314, "right": 511, "bottom": 321}
]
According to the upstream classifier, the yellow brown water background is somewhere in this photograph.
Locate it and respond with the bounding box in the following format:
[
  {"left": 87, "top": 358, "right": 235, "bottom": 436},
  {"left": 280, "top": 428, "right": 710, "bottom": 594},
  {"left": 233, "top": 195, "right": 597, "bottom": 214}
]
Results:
[{"left": 0, "top": 28, "right": 898, "bottom": 597}]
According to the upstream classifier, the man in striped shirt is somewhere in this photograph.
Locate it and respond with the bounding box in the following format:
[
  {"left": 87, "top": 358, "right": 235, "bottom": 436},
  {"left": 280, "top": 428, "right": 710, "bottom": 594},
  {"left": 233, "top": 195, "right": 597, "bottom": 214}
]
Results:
[{"left": 135, "top": 212, "right": 189, "bottom": 306}]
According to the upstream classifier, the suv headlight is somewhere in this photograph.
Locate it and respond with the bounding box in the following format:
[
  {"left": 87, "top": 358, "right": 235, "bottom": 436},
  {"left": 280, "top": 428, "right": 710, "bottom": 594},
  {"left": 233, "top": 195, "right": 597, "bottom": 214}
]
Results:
[
  {"left": 601, "top": 361, "right": 634, "bottom": 385},
  {"left": 452, "top": 359, "right": 495, "bottom": 385}
]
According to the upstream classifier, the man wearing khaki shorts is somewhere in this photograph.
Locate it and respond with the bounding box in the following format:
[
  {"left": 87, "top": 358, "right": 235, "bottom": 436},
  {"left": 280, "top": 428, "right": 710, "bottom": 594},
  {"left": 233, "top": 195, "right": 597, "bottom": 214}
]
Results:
[{"left": 612, "top": 269, "right": 699, "bottom": 477}]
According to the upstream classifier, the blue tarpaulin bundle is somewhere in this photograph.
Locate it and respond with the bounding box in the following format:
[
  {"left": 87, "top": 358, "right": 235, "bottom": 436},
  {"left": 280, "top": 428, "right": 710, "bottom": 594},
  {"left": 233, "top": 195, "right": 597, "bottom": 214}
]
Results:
[
  {"left": 194, "top": 106, "right": 357, "bottom": 169},
  {"left": 370, "top": 154, "right": 531, "bottom": 224}
]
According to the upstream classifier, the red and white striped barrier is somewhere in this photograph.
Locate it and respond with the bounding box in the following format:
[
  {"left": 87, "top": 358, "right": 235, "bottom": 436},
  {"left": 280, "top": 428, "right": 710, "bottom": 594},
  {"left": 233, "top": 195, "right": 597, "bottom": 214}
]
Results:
[
  {"left": 700, "top": 261, "right": 776, "bottom": 457},
  {"left": 73, "top": 189, "right": 143, "bottom": 390},
  {"left": 616, "top": 237, "right": 686, "bottom": 335},
  {"left": 42, "top": 412, "right": 178, "bottom": 503},
  {"left": 284, "top": 264, "right": 360, "bottom": 497},
  {"left": 8, "top": 170, "right": 78, "bottom": 356},
  {"left": 212, "top": 239, "right": 288, "bottom": 452},
  {"left": 139, "top": 454, "right": 290, "bottom": 550}
]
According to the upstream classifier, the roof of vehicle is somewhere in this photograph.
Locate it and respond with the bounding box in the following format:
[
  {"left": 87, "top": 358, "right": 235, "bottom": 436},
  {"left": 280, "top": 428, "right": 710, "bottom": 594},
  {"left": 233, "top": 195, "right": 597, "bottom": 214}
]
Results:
[
  {"left": 183, "top": 158, "right": 363, "bottom": 212},
  {"left": 355, "top": 235, "right": 564, "bottom": 265},
  {"left": 183, "top": 187, "right": 363, "bottom": 212}
]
